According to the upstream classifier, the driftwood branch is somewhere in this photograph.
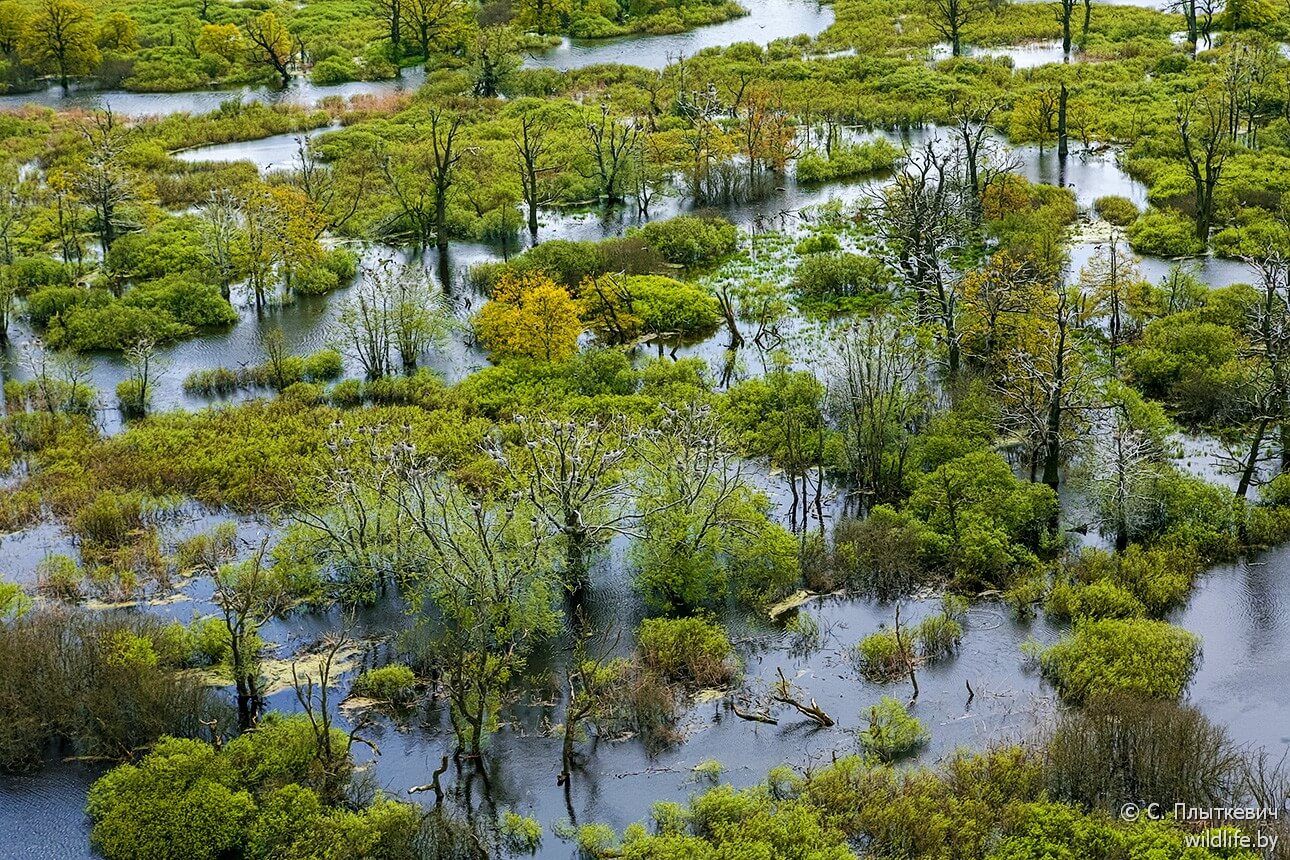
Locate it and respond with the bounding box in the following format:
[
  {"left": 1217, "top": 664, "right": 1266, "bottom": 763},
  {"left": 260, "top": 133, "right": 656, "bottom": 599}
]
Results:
[
  {"left": 732, "top": 703, "right": 778, "bottom": 725},
  {"left": 772, "top": 668, "right": 835, "bottom": 727}
]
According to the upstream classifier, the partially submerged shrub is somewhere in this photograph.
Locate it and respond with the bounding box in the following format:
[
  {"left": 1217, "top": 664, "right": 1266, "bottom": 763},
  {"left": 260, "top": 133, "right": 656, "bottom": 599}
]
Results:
[
  {"left": 634, "top": 215, "right": 737, "bottom": 268},
  {"left": 1094, "top": 195, "right": 1140, "bottom": 226},
  {"left": 636, "top": 615, "right": 735, "bottom": 689},
  {"left": 1039, "top": 619, "right": 1201, "bottom": 703},
  {"left": 859, "top": 697, "right": 928, "bottom": 762},
  {"left": 351, "top": 664, "right": 418, "bottom": 705},
  {"left": 913, "top": 612, "right": 962, "bottom": 661},
  {"left": 856, "top": 629, "right": 913, "bottom": 682}
]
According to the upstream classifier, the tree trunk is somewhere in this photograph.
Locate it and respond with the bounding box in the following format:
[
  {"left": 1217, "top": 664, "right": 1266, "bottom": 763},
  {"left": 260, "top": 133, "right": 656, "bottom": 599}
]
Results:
[
  {"left": 1236, "top": 417, "right": 1269, "bottom": 500},
  {"left": 1057, "top": 83, "right": 1069, "bottom": 158}
]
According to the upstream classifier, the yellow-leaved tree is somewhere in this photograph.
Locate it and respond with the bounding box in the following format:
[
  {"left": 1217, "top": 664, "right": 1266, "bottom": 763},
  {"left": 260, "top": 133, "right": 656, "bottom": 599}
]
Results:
[{"left": 474, "top": 271, "right": 581, "bottom": 362}]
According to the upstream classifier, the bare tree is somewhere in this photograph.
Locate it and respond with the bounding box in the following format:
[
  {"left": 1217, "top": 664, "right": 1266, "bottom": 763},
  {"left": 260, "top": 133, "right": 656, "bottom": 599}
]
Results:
[
  {"left": 828, "top": 313, "right": 932, "bottom": 502},
  {"left": 336, "top": 259, "right": 453, "bottom": 378},
  {"left": 428, "top": 109, "right": 464, "bottom": 252},
  {"left": 292, "top": 629, "right": 379, "bottom": 804},
  {"left": 74, "top": 110, "right": 138, "bottom": 262},
  {"left": 198, "top": 189, "right": 240, "bottom": 297},
  {"left": 1079, "top": 231, "right": 1140, "bottom": 368},
  {"left": 488, "top": 415, "right": 633, "bottom": 588},
  {"left": 292, "top": 136, "right": 372, "bottom": 236},
  {"left": 1176, "top": 87, "right": 1230, "bottom": 241},
  {"left": 119, "top": 336, "right": 169, "bottom": 418},
  {"left": 585, "top": 102, "right": 639, "bottom": 205},
  {"left": 996, "top": 286, "right": 1093, "bottom": 492},
  {"left": 945, "top": 90, "right": 1010, "bottom": 222},
  {"left": 1054, "top": 0, "right": 1078, "bottom": 56},
  {"left": 867, "top": 143, "right": 971, "bottom": 377},
  {"left": 511, "top": 112, "right": 557, "bottom": 242},
  {"left": 211, "top": 543, "right": 292, "bottom": 730},
  {"left": 1088, "top": 403, "right": 1165, "bottom": 551},
  {"left": 558, "top": 616, "right": 621, "bottom": 785}
]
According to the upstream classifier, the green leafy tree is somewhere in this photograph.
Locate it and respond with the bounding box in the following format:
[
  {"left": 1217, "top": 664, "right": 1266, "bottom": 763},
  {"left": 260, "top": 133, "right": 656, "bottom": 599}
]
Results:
[{"left": 20, "top": 0, "right": 98, "bottom": 92}]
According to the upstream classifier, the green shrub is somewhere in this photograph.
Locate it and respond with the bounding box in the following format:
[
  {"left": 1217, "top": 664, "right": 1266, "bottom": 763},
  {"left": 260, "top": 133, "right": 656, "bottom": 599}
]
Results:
[
  {"left": 1039, "top": 619, "right": 1200, "bottom": 703},
  {"left": 913, "top": 613, "right": 962, "bottom": 660},
  {"left": 36, "top": 553, "right": 82, "bottom": 601},
  {"left": 497, "top": 240, "right": 605, "bottom": 288},
  {"left": 1111, "top": 544, "right": 1201, "bottom": 617},
  {"left": 46, "top": 303, "right": 193, "bottom": 351},
  {"left": 859, "top": 697, "right": 928, "bottom": 762},
  {"left": 1126, "top": 211, "right": 1206, "bottom": 257},
  {"left": 636, "top": 615, "right": 735, "bottom": 689},
  {"left": 634, "top": 216, "right": 738, "bottom": 267},
  {"left": 791, "top": 252, "right": 892, "bottom": 300},
  {"left": 11, "top": 256, "right": 75, "bottom": 291},
  {"left": 793, "top": 233, "right": 841, "bottom": 255},
  {"left": 116, "top": 379, "right": 150, "bottom": 418},
  {"left": 1093, "top": 195, "right": 1140, "bottom": 226},
  {"left": 1070, "top": 580, "right": 1146, "bottom": 620},
  {"left": 26, "top": 286, "right": 107, "bottom": 328},
  {"left": 794, "top": 139, "right": 901, "bottom": 184},
  {"left": 626, "top": 275, "right": 722, "bottom": 336},
  {"left": 856, "top": 629, "right": 912, "bottom": 681},
  {"left": 351, "top": 664, "right": 418, "bottom": 704},
  {"left": 184, "top": 367, "right": 241, "bottom": 396},
  {"left": 310, "top": 55, "right": 358, "bottom": 85},
  {"left": 832, "top": 509, "right": 934, "bottom": 598},
  {"left": 500, "top": 811, "right": 542, "bottom": 853}
]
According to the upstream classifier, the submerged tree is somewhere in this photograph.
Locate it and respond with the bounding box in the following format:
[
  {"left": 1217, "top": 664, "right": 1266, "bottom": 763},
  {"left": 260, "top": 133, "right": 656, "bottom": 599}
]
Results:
[
  {"left": 1175, "top": 86, "right": 1230, "bottom": 241},
  {"left": 335, "top": 259, "right": 454, "bottom": 378},
  {"left": 828, "top": 312, "right": 932, "bottom": 503},
  {"left": 584, "top": 102, "right": 639, "bottom": 205},
  {"left": 868, "top": 143, "right": 970, "bottom": 378},
  {"left": 211, "top": 546, "right": 293, "bottom": 730},
  {"left": 395, "top": 466, "right": 561, "bottom": 758},
  {"left": 73, "top": 111, "right": 141, "bottom": 261},
  {"left": 489, "top": 415, "right": 632, "bottom": 589}
]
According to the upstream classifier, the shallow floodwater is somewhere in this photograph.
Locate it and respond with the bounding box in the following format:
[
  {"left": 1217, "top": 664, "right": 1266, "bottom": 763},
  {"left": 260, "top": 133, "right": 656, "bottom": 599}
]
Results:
[
  {"left": 5, "top": 127, "right": 1230, "bottom": 435},
  {"left": 6, "top": 540, "right": 1290, "bottom": 859},
  {"left": 931, "top": 40, "right": 1072, "bottom": 68},
  {"left": 0, "top": 0, "right": 832, "bottom": 118},
  {"left": 523, "top": 0, "right": 833, "bottom": 70},
  {"left": 0, "top": 67, "right": 430, "bottom": 118},
  {"left": 0, "top": 4, "right": 1284, "bottom": 855}
]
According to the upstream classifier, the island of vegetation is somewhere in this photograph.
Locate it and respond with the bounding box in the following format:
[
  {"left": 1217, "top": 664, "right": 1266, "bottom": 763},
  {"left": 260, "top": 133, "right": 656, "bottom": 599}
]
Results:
[{"left": 2, "top": 0, "right": 1290, "bottom": 857}]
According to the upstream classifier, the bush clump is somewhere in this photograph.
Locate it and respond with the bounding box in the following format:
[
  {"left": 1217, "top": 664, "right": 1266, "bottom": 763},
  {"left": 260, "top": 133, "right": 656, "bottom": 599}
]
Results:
[
  {"left": 634, "top": 215, "right": 738, "bottom": 268},
  {"left": 1126, "top": 211, "right": 1206, "bottom": 257},
  {"left": 859, "top": 697, "right": 928, "bottom": 761},
  {"left": 856, "top": 629, "right": 913, "bottom": 681},
  {"left": 794, "top": 139, "right": 901, "bottom": 184},
  {"left": 637, "top": 615, "right": 735, "bottom": 689},
  {"left": 351, "top": 664, "right": 418, "bottom": 705},
  {"left": 1093, "top": 195, "right": 1140, "bottom": 226},
  {"left": 1039, "top": 618, "right": 1201, "bottom": 703},
  {"left": 792, "top": 252, "right": 893, "bottom": 301}
]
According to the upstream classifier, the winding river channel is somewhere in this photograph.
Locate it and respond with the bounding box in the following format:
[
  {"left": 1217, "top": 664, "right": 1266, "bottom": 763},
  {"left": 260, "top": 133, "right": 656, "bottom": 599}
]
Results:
[{"left": 0, "top": 0, "right": 1281, "bottom": 857}]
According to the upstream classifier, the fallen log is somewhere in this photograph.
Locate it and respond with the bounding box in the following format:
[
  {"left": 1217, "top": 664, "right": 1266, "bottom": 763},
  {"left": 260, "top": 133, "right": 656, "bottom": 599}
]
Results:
[{"left": 772, "top": 668, "right": 835, "bottom": 728}]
